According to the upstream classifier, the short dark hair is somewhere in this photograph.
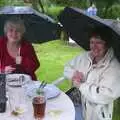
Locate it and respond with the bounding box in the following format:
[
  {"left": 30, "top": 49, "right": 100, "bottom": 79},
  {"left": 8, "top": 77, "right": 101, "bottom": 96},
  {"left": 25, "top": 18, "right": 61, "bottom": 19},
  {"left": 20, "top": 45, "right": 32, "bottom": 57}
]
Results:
[{"left": 89, "top": 26, "right": 112, "bottom": 48}]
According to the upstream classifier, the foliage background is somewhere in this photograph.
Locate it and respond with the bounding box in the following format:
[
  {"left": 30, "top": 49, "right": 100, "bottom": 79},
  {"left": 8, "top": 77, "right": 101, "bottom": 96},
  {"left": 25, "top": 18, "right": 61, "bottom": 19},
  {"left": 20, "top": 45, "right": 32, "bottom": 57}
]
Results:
[{"left": 1, "top": 0, "right": 120, "bottom": 19}]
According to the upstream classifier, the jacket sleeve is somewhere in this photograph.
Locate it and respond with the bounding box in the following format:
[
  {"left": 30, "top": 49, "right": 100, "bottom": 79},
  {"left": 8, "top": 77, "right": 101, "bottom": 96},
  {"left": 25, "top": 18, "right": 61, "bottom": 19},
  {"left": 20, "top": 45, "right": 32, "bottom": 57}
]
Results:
[
  {"left": 79, "top": 70, "right": 120, "bottom": 105},
  {"left": 64, "top": 53, "right": 84, "bottom": 80},
  {"left": 20, "top": 43, "right": 40, "bottom": 74}
]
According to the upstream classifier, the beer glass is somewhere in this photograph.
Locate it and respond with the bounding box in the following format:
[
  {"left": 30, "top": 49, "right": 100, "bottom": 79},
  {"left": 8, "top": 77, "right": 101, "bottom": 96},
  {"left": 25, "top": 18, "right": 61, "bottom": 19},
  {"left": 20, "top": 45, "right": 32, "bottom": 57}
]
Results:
[{"left": 32, "top": 90, "right": 46, "bottom": 119}]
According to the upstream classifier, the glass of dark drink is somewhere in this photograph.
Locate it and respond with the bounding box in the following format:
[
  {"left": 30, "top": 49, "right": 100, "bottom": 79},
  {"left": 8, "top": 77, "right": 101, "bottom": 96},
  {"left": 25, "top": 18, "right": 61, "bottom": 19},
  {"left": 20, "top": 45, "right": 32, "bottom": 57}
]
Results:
[
  {"left": 0, "top": 73, "right": 7, "bottom": 113},
  {"left": 11, "top": 64, "right": 21, "bottom": 73},
  {"left": 32, "top": 90, "right": 46, "bottom": 119},
  {"left": 0, "top": 102, "right": 6, "bottom": 113}
]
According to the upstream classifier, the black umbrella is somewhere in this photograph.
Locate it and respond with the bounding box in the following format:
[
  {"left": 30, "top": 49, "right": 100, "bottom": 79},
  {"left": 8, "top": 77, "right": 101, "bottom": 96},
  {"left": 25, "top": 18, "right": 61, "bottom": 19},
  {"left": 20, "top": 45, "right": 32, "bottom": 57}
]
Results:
[
  {"left": 58, "top": 7, "right": 120, "bottom": 62},
  {"left": 0, "top": 6, "right": 60, "bottom": 43}
]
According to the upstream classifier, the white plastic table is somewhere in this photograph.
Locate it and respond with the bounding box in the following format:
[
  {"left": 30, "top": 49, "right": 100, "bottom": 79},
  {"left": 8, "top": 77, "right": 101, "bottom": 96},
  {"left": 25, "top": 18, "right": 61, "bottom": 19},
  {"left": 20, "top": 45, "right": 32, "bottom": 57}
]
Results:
[{"left": 0, "top": 88, "right": 75, "bottom": 120}]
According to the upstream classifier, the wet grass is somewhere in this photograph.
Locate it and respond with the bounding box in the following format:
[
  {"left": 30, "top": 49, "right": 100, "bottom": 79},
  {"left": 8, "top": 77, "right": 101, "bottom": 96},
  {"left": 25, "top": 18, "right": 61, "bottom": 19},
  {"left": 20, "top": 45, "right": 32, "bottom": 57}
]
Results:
[{"left": 33, "top": 40, "right": 83, "bottom": 91}]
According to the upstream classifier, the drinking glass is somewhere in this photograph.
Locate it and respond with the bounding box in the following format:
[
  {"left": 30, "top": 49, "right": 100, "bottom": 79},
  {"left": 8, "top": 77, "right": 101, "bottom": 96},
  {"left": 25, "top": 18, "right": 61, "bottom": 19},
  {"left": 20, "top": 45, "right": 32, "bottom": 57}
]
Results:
[
  {"left": 32, "top": 89, "right": 46, "bottom": 119},
  {"left": 8, "top": 86, "right": 27, "bottom": 116}
]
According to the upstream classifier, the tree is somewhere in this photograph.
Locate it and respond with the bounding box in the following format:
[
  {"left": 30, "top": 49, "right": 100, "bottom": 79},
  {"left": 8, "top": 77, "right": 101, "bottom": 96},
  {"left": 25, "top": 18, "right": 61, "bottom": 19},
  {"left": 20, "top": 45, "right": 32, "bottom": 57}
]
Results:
[
  {"left": 23, "top": 0, "right": 45, "bottom": 13},
  {"left": 0, "top": 0, "right": 6, "bottom": 7},
  {"left": 0, "top": 0, "right": 25, "bottom": 6},
  {"left": 95, "top": 0, "right": 120, "bottom": 17},
  {"left": 38, "top": 0, "right": 45, "bottom": 13},
  {"left": 49, "top": 0, "right": 87, "bottom": 7}
]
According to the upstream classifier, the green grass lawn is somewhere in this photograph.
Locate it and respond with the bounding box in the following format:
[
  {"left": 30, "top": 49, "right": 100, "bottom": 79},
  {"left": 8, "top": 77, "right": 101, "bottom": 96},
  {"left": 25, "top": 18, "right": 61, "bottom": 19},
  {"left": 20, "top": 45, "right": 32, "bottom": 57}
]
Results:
[{"left": 33, "top": 40, "right": 84, "bottom": 91}]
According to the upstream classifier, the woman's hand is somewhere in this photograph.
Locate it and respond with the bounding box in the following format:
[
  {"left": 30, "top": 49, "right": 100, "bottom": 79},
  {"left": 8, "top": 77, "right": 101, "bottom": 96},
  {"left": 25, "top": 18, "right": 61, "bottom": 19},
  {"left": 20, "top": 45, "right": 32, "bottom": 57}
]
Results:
[
  {"left": 72, "top": 71, "right": 84, "bottom": 87},
  {"left": 4, "top": 66, "right": 16, "bottom": 74}
]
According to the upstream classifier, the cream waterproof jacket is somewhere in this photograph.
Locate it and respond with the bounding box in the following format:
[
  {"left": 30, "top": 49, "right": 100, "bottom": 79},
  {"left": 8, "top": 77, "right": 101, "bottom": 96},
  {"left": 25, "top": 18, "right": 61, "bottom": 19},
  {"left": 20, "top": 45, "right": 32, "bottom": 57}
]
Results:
[{"left": 64, "top": 48, "right": 120, "bottom": 120}]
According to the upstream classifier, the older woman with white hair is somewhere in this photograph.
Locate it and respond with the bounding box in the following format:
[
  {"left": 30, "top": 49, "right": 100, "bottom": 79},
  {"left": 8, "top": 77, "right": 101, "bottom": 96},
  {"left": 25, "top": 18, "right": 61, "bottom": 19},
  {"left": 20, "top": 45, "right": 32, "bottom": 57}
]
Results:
[{"left": 0, "top": 17, "right": 40, "bottom": 80}]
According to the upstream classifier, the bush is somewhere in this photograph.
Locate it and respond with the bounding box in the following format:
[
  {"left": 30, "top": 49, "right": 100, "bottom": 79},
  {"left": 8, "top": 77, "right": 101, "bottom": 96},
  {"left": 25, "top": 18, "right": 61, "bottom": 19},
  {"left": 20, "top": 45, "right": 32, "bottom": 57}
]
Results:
[
  {"left": 103, "top": 4, "right": 120, "bottom": 19},
  {"left": 45, "top": 5, "right": 64, "bottom": 20}
]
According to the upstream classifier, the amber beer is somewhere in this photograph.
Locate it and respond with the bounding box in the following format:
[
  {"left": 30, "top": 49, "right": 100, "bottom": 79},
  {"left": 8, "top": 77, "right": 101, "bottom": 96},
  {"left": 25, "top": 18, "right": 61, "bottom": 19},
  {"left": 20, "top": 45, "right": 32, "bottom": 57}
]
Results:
[{"left": 33, "top": 96, "right": 46, "bottom": 118}]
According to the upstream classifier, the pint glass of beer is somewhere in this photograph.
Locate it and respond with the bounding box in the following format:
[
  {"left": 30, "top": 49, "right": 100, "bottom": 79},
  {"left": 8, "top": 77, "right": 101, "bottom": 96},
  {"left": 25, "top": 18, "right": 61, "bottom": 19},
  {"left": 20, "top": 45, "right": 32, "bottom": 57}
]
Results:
[{"left": 32, "top": 90, "right": 46, "bottom": 119}]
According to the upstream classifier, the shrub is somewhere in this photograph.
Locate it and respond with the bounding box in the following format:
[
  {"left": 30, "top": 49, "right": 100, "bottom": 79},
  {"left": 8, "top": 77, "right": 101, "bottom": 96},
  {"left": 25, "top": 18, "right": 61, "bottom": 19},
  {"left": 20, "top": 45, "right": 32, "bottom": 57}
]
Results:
[
  {"left": 45, "top": 5, "right": 64, "bottom": 20},
  {"left": 101, "top": 4, "right": 120, "bottom": 19}
]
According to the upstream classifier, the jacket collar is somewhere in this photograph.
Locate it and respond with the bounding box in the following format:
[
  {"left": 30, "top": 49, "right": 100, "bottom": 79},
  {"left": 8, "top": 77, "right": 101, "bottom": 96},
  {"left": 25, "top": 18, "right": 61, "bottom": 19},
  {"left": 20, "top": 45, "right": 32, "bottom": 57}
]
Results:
[{"left": 87, "top": 48, "right": 114, "bottom": 68}]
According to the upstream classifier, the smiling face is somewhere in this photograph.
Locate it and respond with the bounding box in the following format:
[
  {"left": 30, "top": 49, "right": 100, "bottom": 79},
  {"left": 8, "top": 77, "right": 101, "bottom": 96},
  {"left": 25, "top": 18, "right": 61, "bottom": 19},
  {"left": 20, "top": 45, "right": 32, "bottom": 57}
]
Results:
[
  {"left": 5, "top": 23, "right": 23, "bottom": 43},
  {"left": 90, "top": 36, "right": 108, "bottom": 60},
  {"left": 4, "top": 18, "right": 25, "bottom": 43}
]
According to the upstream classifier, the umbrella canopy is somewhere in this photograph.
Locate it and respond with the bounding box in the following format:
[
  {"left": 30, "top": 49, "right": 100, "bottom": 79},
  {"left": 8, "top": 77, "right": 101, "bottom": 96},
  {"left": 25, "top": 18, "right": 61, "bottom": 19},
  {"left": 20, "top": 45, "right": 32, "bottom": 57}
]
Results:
[
  {"left": 0, "top": 6, "right": 60, "bottom": 43},
  {"left": 58, "top": 7, "right": 120, "bottom": 61}
]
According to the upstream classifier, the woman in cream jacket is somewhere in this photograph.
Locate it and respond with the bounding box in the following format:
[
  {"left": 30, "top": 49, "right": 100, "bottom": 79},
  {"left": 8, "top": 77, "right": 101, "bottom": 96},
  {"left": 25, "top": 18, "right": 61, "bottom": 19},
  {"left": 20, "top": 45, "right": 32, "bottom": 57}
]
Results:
[{"left": 64, "top": 27, "right": 120, "bottom": 120}]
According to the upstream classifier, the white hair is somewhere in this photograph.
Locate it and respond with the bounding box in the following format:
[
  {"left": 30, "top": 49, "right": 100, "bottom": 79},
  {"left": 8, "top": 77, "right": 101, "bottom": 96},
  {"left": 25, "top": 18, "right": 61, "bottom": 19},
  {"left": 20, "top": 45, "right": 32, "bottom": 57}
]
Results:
[{"left": 4, "top": 17, "right": 26, "bottom": 35}]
